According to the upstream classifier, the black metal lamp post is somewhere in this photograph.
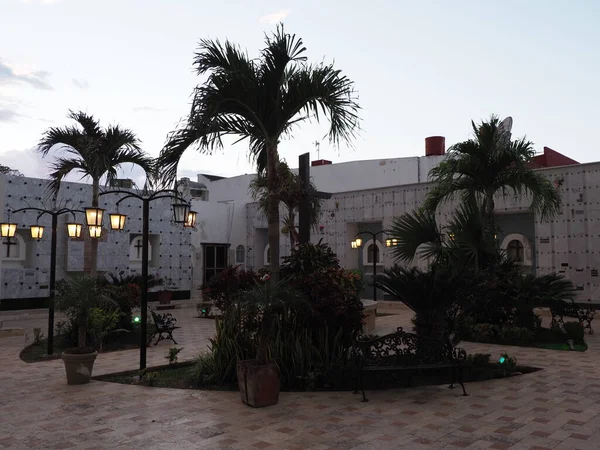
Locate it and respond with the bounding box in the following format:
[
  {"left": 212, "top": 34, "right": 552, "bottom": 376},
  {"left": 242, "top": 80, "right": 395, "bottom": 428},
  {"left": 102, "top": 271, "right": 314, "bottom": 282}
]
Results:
[
  {"left": 97, "top": 189, "right": 192, "bottom": 370},
  {"left": 351, "top": 230, "right": 397, "bottom": 301},
  {"left": 1, "top": 207, "right": 84, "bottom": 355}
]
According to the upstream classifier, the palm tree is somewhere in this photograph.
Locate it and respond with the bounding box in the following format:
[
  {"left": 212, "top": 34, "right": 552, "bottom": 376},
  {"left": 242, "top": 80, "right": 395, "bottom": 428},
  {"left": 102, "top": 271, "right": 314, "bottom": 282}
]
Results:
[
  {"left": 249, "top": 160, "right": 322, "bottom": 248},
  {"left": 38, "top": 110, "right": 154, "bottom": 276},
  {"left": 157, "top": 25, "right": 360, "bottom": 282},
  {"left": 424, "top": 115, "right": 561, "bottom": 221},
  {"left": 387, "top": 201, "right": 502, "bottom": 271}
]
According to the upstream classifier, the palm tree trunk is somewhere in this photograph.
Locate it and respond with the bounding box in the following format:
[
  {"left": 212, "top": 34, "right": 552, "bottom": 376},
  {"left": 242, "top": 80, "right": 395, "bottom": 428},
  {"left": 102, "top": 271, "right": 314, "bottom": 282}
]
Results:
[
  {"left": 288, "top": 211, "right": 296, "bottom": 248},
  {"left": 90, "top": 179, "right": 99, "bottom": 277},
  {"left": 484, "top": 193, "right": 495, "bottom": 218},
  {"left": 266, "top": 143, "right": 280, "bottom": 283}
]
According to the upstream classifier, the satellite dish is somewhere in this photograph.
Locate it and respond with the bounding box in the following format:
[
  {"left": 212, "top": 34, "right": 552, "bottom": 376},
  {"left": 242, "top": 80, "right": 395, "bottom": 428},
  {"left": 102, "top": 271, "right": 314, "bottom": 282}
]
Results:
[{"left": 499, "top": 116, "right": 513, "bottom": 133}]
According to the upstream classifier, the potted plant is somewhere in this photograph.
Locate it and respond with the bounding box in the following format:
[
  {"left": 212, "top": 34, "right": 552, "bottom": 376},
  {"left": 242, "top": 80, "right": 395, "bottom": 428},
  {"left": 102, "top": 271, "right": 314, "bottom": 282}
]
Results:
[
  {"left": 55, "top": 275, "right": 116, "bottom": 385},
  {"left": 158, "top": 277, "right": 176, "bottom": 305},
  {"left": 235, "top": 275, "right": 303, "bottom": 407}
]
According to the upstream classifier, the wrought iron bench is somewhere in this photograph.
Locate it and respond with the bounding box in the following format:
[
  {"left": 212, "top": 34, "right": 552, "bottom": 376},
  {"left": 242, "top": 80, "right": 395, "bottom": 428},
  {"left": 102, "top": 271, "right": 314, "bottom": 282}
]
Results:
[
  {"left": 550, "top": 301, "right": 595, "bottom": 334},
  {"left": 352, "top": 327, "right": 468, "bottom": 402},
  {"left": 150, "top": 311, "right": 180, "bottom": 345}
]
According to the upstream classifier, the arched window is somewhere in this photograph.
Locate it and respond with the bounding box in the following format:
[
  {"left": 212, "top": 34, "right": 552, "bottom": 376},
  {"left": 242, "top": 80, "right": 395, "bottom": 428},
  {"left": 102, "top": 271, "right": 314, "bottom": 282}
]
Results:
[
  {"left": 363, "top": 239, "right": 383, "bottom": 265},
  {"left": 507, "top": 239, "right": 524, "bottom": 263},
  {"left": 236, "top": 245, "right": 245, "bottom": 264},
  {"left": 263, "top": 244, "right": 270, "bottom": 267},
  {"left": 1, "top": 233, "right": 26, "bottom": 261},
  {"left": 130, "top": 236, "right": 152, "bottom": 262}
]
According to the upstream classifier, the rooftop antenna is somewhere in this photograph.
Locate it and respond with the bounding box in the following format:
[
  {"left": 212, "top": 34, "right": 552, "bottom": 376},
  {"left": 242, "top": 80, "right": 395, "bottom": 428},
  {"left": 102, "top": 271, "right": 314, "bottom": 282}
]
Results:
[{"left": 314, "top": 141, "right": 320, "bottom": 160}]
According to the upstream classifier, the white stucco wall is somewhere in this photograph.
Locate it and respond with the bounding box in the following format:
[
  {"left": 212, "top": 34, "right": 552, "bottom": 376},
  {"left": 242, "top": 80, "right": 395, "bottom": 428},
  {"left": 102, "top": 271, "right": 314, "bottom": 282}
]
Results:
[{"left": 199, "top": 154, "right": 446, "bottom": 204}]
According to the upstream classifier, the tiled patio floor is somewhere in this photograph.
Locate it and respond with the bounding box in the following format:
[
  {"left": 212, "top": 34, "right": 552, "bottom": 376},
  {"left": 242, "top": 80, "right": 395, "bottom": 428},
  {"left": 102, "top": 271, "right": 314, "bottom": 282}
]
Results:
[{"left": 2, "top": 304, "right": 600, "bottom": 449}]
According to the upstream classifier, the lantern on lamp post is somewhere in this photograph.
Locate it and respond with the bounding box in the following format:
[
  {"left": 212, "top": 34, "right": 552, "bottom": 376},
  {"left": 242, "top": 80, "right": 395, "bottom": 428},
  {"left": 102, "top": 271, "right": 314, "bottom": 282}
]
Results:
[
  {"left": 109, "top": 212, "right": 127, "bottom": 231},
  {"left": 84, "top": 207, "right": 104, "bottom": 227},
  {"left": 184, "top": 210, "right": 197, "bottom": 228},
  {"left": 88, "top": 225, "right": 103, "bottom": 239},
  {"left": 30, "top": 225, "right": 44, "bottom": 240},
  {"left": 172, "top": 202, "right": 190, "bottom": 224},
  {"left": 66, "top": 223, "right": 82, "bottom": 238},
  {"left": 0, "top": 222, "right": 17, "bottom": 238}
]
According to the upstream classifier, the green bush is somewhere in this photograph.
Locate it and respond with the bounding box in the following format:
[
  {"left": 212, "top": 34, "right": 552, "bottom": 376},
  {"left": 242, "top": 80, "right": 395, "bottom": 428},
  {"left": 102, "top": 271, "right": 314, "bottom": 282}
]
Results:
[
  {"left": 498, "top": 326, "right": 535, "bottom": 345},
  {"left": 472, "top": 323, "right": 499, "bottom": 343},
  {"left": 563, "top": 321, "right": 585, "bottom": 345},
  {"left": 467, "top": 353, "right": 491, "bottom": 367}
]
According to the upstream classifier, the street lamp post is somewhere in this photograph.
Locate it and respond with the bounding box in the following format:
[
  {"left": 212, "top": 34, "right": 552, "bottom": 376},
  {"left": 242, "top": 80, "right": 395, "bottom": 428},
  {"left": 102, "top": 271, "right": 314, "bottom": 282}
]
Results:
[
  {"left": 1, "top": 207, "right": 83, "bottom": 355},
  {"left": 98, "top": 189, "right": 191, "bottom": 370},
  {"left": 351, "top": 230, "right": 399, "bottom": 301}
]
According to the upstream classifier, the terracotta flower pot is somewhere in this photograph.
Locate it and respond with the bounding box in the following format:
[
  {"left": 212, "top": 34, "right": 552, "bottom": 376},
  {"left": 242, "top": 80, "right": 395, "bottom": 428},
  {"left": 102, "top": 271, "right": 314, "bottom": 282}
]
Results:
[
  {"left": 158, "top": 291, "right": 173, "bottom": 305},
  {"left": 62, "top": 349, "right": 98, "bottom": 385},
  {"left": 237, "top": 359, "right": 280, "bottom": 407}
]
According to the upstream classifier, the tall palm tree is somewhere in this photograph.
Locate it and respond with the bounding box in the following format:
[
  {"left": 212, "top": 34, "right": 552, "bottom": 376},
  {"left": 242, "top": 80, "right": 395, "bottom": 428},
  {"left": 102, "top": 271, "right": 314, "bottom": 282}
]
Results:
[
  {"left": 38, "top": 110, "right": 154, "bottom": 276},
  {"left": 424, "top": 115, "right": 561, "bottom": 220},
  {"left": 249, "top": 160, "right": 322, "bottom": 248},
  {"left": 157, "top": 25, "right": 360, "bottom": 282}
]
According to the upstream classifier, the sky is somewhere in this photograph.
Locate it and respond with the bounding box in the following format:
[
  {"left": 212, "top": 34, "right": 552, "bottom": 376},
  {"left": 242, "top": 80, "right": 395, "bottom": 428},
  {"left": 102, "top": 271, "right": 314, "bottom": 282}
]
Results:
[{"left": 1, "top": 0, "right": 599, "bottom": 184}]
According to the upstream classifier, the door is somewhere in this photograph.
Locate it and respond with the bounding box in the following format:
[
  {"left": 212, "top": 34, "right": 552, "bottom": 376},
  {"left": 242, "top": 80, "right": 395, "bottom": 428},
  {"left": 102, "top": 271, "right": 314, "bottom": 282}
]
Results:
[{"left": 203, "top": 244, "right": 229, "bottom": 284}]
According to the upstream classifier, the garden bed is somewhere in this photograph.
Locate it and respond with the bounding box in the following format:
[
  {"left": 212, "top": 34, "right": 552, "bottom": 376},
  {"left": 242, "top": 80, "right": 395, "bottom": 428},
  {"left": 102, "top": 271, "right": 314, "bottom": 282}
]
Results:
[
  {"left": 95, "top": 358, "right": 541, "bottom": 392},
  {"left": 20, "top": 325, "right": 152, "bottom": 363},
  {"left": 463, "top": 326, "right": 587, "bottom": 352}
]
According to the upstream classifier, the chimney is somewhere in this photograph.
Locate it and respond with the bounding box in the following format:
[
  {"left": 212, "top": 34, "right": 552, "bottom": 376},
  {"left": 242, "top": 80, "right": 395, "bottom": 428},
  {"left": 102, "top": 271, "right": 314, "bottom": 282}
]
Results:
[
  {"left": 311, "top": 159, "right": 332, "bottom": 167},
  {"left": 425, "top": 136, "right": 445, "bottom": 156}
]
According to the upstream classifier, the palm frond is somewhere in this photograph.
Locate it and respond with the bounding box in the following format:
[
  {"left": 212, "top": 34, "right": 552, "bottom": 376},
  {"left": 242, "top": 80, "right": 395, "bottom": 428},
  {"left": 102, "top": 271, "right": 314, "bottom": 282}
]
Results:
[{"left": 387, "top": 208, "right": 442, "bottom": 265}]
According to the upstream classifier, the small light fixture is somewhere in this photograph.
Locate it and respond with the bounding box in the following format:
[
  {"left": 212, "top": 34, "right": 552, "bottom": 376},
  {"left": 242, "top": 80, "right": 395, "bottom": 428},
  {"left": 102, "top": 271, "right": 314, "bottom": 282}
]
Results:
[
  {"left": 30, "top": 225, "right": 44, "bottom": 240},
  {"left": 109, "top": 213, "right": 127, "bottom": 231},
  {"left": 184, "top": 210, "right": 197, "bottom": 228},
  {"left": 88, "top": 225, "right": 103, "bottom": 239},
  {"left": 66, "top": 223, "right": 82, "bottom": 239},
  {"left": 84, "top": 207, "right": 104, "bottom": 227},
  {"left": 0, "top": 222, "right": 17, "bottom": 238},
  {"left": 351, "top": 240, "right": 357, "bottom": 249},
  {"left": 354, "top": 237, "right": 363, "bottom": 248},
  {"left": 448, "top": 232, "right": 455, "bottom": 241},
  {"left": 172, "top": 202, "right": 190, "bottom": 224}
]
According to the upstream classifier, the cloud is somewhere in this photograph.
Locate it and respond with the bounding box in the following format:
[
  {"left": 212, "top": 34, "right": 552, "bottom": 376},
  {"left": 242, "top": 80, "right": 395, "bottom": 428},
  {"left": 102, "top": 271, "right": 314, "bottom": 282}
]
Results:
[
  {"left": 0, "top": 147, "right": 49, "bottom": 179},
  {"left": 0, "top": 108, "right": 22, "bottom": 122},
  {"left": 132, "top": 106, "right": 165, "bottom": 113},
  {"left": 20, "top": 0, "right": 63, "bottom": 4},
  {"left": 72, "top": 78, "right": 90, "bottom": 89},
  {"left": 0, "top": 60, "right": 52, "bottom": 90},
  {"left": 259, "top": 9, "right": 290, "bottom": 24}
]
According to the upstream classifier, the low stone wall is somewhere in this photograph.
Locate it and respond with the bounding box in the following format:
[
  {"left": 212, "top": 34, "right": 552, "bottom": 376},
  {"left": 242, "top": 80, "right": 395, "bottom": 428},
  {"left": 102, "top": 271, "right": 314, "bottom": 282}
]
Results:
[{"left": 362, "top": 300, "right": 377, "bottom": 333}]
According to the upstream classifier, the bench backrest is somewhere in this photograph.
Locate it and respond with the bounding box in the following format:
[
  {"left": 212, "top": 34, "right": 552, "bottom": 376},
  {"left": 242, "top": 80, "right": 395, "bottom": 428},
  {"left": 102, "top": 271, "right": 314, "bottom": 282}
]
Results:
[{"left": 354, "top": 327, "right": 454, "bottom": 367}]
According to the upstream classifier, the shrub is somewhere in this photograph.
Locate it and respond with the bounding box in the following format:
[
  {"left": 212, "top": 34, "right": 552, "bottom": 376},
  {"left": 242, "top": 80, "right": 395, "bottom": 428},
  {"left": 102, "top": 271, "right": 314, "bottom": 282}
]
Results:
[
  {"left": 201, "top": 265, "right": 263, "bottom": 312},
  {"left": 280, "top": 239, "right": 339, "bottom": 276},
  {"left": 563, "top": 321, "right": 585, "bottom": 345},
  {"left": 166, "top": 347, "right": 183, "bottom": 365},
  {"left": 467, "top": 353, "right": 491, "bottom": 367},
  {"left": 471, "top": 323, "right": 499, "bottom": 343},
  {"left": 498, "top": 326, "right": 535, "bottom": 345}
]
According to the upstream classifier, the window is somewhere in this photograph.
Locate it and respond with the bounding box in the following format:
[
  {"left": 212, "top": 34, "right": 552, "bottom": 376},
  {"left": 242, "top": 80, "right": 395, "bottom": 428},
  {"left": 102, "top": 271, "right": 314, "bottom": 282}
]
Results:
[
  {"left": 130, "top": 236, "right": 152, "bottom": 262},
  {"left": 362, "top": 239, "right": 383, "bottom": 266},
  {"left": 1, "top": 233, "right": 25, "bottom": 261},
  {"left": 264, "top": 244, "right": 271, "bottom": 266},
  {"left": 203, "top": 244, "right": 228, "bottom": 284},
  {"left": 507, "top": 239, "right": 524, "bottom": 263},
  {"left": 236, "top": 245, "right": 245, "bottom": 264}
]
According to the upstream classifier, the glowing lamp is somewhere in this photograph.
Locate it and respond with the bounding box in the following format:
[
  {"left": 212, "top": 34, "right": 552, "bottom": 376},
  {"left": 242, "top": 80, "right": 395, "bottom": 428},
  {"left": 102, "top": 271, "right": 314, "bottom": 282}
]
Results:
[
  {"left": 133, "top": 316, "right": 141, "bottom": 323},
  {"left": 30, "top": 225, "right": 44, "bottom": 240},
  {"left": 184, "top": 210, "right": 197, "bottom": 228},
  {"left": 354, "top": 238, "right": 363, "bottom": 248},
  {"left": 84, "top": 207, "right": 104, "bottom": 227},
  {"left": 66, "top": 223, "right": 82, "bottom": 239},
  {"left": 109, "top": 213, "right": 127, "bottom": 231},
  {"left": 88, "top": 225, "right": 103, "bottom": 239},
  {"left": 351, "top": 240, "right": 358, "bottom": 249},
  {"left": 499, "top": 356, "right": 506, "bottom": 364},
  {"left": 0, "top": 222, "right": 17, "bottom": 238}
]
